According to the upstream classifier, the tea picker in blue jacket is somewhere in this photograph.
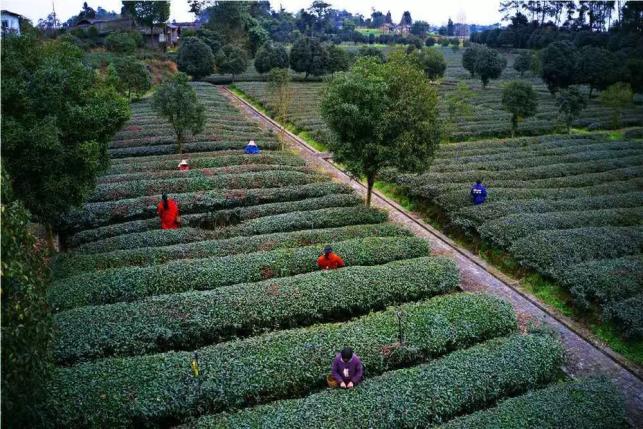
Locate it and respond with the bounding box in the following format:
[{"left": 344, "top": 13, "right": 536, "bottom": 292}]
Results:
[
  {"left": 470, "top": 180, "right": 487, "bottom": 205},
  {"left": 245, "top": 140, "right": 260, "bottom": 154}
]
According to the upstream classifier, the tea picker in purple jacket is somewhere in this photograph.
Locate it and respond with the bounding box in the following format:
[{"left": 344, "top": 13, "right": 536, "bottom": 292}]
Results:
[
  {"left": 470, "top": 180, "right": 487, "bottom": 205},
  {"left": 327, "top": 347, "right": 363, "bottom": 389}
]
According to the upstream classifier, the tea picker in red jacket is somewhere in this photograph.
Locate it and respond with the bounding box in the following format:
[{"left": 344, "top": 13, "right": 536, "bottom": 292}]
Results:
[
  {"left": 157, "top": 193, "right": 181, "bottom": 229},
  {"left": 317, "top": 246, "right": 345, "bottom": 270},
  {"left": 178, "top": 159, "right": 190, "bottom": 171},
  {"left": 327, "top": 347, "right": 363, "bottom": 388}
]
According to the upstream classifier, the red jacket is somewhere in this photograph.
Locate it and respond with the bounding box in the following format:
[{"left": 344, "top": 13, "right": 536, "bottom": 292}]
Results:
[
  {"left": 317, "top": 252, "right": 345, "bottom": 270},
  {"left": 157, "top": 199, "right": 180, "bottom": 229}
]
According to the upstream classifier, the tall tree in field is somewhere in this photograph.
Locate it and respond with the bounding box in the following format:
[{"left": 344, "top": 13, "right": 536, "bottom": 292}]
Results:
[
  {"left": 540, "top": 41, "right": 578, "bottom": 93},
  {"left": 289, "top": 36, "right": 329, "bottom": 79},
  {"left": 215, "top": 44, "right": 249, "bottom": 82},
  {"left": 412, "top": 47, "right": 447, "bottom": 80},
  {"left": 121, "top": 1, "right": 170, "bottom": 38},
  {"left": 254, "top": 42, "right": 289, "bottom": 74},
  {"left": 475, "top": 47, "right": 506, "bottom": 88},
  {"left": 501, "top": 80, "right": 537, "bottom": 137},
  {"left": 1, "top": 34, "right": 129, "bottom": 234},
  {"left": 576, "top": 46, "right": 618, "bottom": 98},
  {"left": 556, "top": 87, "right": 587, "bottom": 133},
  {"left": 152, "top": 73, "right": 205, "bottom": 154},
  {"left": 321, "top": 52, "right": 441, "bottom": 206},
  {"left": 513, "top": 51, "right": 532, "bottom": 77},
  {"left": 110, "top": 56, "right": 152, "bottom": 100},
  {"left": 599, "top": 82, "right": 633, "bottom": 128},
  {"left": 268, "top": 68, "right": 293, "bottom": 149},
  {"left": 462, "top": 44, "right": 482, "bottom": 77},
  {"left": 177, "top": 37, "right": 215, "bottom": 79},
  {"left": 326, "top": 44, "right": 351, "bottom": 74}
]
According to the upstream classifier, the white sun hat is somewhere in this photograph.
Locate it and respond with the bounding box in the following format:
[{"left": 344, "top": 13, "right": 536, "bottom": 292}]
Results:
[
  {"left": 248, "top": 140, "right": 257, "bottom": 146},
  {"left": 178, "top": 159, "right": 189, "bottom": 166}
]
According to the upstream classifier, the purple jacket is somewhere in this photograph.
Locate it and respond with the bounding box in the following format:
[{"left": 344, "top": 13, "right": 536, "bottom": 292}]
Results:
[{"left": 331, "top": 353, "right": 363, "bottom": 385}]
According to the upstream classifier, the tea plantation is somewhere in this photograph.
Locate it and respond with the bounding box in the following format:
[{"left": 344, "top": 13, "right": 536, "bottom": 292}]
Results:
[{"left": 46, "top": 82, "right": 626, "bottom": 427}]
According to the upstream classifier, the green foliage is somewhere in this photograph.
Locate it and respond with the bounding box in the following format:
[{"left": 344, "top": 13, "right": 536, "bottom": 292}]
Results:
[
  {"left": 440, "top": 378, "right": 627, "bottom": 429},
  {"left": 87, "top": 170, "right": 323, "bottom": 202},
  {"left": 512, "top": 51, "right": 532, "bottom": 77},
  {"left": 53, "top": 223, "right": 410, "bottom": 279},
  {"left": 556, "top": 87, "right": 587, "bottom": 132},
  {"left": 321, "top": 55, "right": 441, "bottom": 205},
  {"left": 1, "top": 34, "right": 130, "bottom": 226},
  {"left": 49, "top": 236, "right": 429, "bottom": 311},
  {"left": 177, "top": 37, "right": 215, "bottom": 79},
  {"left": 444, "top": 82, "right": 474, "bottom": 140},
  {"left": 104, "top": 31, "right": 140, "bottom": 53},
  {"left": 192, "top": 333, "right": 564, "bottom": 428},
  {"left": 577, "top": 46, "right": 618, "bottom": 97},
  {"left": 215, "top": 44, "right": 249, "bottom": 81},
  {"left": 121, "top": 1, "right": 170, "bottom": 31},
  {"left": 540, "top": 41, "right": 578, "bottom": 93},
  {"left": 412, "top": 47, "right": 446, "bottom": 80},
  {"left": 195, "top": 28, "right": 222, "bottom": 54},
  {"left": 462, "top": 44, "right": 481, "bottom": 77},
  {"left": 604, "top": 294, "right": 643, "bottom": 339},
  {"left": 326, "top": 43, "right": 351, "bottom": 74},
  {"left": 151, "top": 73, "right": 205, "bottom": 154},
  {"left": 501, "top": 81, "right": 538, "bottom": 137},
  {"left": 356, "top": 45, "right": 386, "bottom": 63},
  {"left": 254, "top": 42, "right": 289, "bottom": 74},
  {"left": 110, "top": 56, "right": 151, "bottom": 100},
  {"left": 1, "top": 168, "right": 54, "bottom": 427},
  {"left": 474, "top": 46, "right": 506, "bottom": 88},
  {"left": 289, "top": 36, "right": 329, "bottom": 78},
  {"left": 53, "top": 257, "right": 459, "bottom": 363},
  {"left": 599, "top": 82, "right": 634, "bottom": 128},
  {"left": 48, "top": 293, "right": 515, "bottom": 427}
]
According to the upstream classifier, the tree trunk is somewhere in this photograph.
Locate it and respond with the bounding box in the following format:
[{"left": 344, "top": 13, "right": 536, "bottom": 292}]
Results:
[
  {"left": 177, "top": 132, "right": 183, "bottom": 155},
  {"left": 511, "top": 116, "right": 517, "bottom": 138},
  {"left": 366, "top": 173, "right": 375, "bottom": 207},
  {"left": 46, "top": 224, "right": 56, "bottom": 253}
]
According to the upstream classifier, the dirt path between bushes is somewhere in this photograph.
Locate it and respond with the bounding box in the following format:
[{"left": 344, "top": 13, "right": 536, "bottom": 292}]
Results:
[{"left": 219, "top": 85, "right": 643, "bottom": 425}]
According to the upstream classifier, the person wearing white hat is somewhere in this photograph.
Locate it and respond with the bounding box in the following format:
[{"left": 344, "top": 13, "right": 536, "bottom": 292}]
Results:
[
  {"left": 178, "top": 159, "right": 190, "bottom": 171},
  {"left": 244, "top": 139, "right": 260, "bottom": 154}
]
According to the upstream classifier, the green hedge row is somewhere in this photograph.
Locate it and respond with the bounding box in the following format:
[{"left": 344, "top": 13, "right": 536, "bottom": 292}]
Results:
[
  {"left": 558, "top": 256, "right": 642, "bottom": 311},
  {"left": 104, "top": 152, "right": 305, "bottom": 175},
  {"left": 439, "top": 378, "right": 626, "bottom": 429},
  {"left": 510, "top": 226, "right": 643, "bottom": 277},
  {"left": 99, "top": 164, "right": 309, "bottom": 184},
  {"left": 188, "top": 333, "right": 564, "bottom": 428},
  {"left": 433, "top": 179, "right": 642, "bottom": 212},
  {"left": 48, "top": 293, "right": 516, "bottom": 427},
  {"left": 478, "top": 208, "right": 643, "bottom": 248},
  {"left": 50, "top": 236, "right": 430, "bottom": 311},
  {"left": 412, "top": 166, "right": 642, "bottom": 199},
  {"left": 108, "top": 139, "right": 281, "bottom": 158},
  {"left": 54, "top": 223, "right": 410, "bottom": 279},
  {"left": 67, "top": 193, "right": 360, "bottom": 246},
  {"left": 72, "top": 205, "right": 386, "bottom": 253},
  {"left": 53, "top": 257, "right": 459, "bottom": 364},
  {"left": 604, "top": 294, "right": 643, "bottom": 339},
  {"left": 452, "top": 192, "right": 643, "bottom": 232},
  {"left": 62, "top": 182, "right": 351, "bottom": 235},
  {"left": 88, "top": 170, "right": 324, "bottom": 202}
]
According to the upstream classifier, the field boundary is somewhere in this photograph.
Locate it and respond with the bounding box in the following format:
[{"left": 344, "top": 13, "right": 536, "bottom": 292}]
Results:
[{"left": 219, "top": 83, "right": 643, "bottom": 424}]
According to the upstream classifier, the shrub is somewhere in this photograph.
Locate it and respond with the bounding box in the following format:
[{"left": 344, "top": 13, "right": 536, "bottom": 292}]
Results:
[
  {"left": 439, "top": 378, "right": 626, "bottom": 429},
  {"left": 74, "top": 227, "right": 220, "bottom": 253},
  {"left": 108, "top": 138, "right": 280, "bottom": 158},
  {"left": 53, "top": 223, "right": 411, "bottom": 279},
  {"left": 603, "top": 294, "right": 643, "bottom": 339},
  {"left": 88, "top": 170, "right": 324, "bottom": 202},
  {"left": 104, "top": 31, "right": 139, "bottom": 53},
  {"left": 190, "top": 333, "right": 564, "bottom": 428},
  {"left": 49, "top": 236, "right": 430, "bottom": 311},
  {"left": 53, "top": 257, "right": 459, "bottom": 363},
  {"left": 254, "top": 42, "right": 289, "bottom": 74},
  {"left": 48, "top": 293, "right": 516, "bottom": 427}
]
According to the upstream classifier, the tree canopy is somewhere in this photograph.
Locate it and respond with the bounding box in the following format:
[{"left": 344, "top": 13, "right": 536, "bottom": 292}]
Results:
[
  {"left": 556, "top": 87, "right": 587, "bottom": 133},
  {"left": 215, "top": 44, "right": 249, "bottom": 81},
  {"left": 474, "top": 46, "right": 506, "bottom": 88},
  {"left": 321, "top": 52, "right": 441, "bottom": 206},
  {"left": 513, "top": 50, "right": 532, "bottom": 77},
  {"left": 121, "top": 1, "right": 170, "bottom": 33},
  {"left": 110, "top": 56, "right": 152, "bottom": 100},
  {"left": 1, "top": 35, "right": 130, "bottom": 227},
  {"left": 412, "top": 47, "right": 446, "bottom": 80},
  {"left": 177, "top": 37, "right": 215, "bottom": 79},
  {"left": 540, "top": 41, "right": 578, "bottom": 93},
  {"left": 501, "top": 80, "right": 538, "bottom": 137},
  {"left": 289, "top": 36, "right": 329, "bottom": 78},
  {"left": 254, "top": 42, "right": 289, "bottom": 74}
]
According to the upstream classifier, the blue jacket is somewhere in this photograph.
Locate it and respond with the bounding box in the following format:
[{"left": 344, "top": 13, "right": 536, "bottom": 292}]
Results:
[
  {"left": 245, "top": 144, "right": 260, "bottom": 154},
  {"left": 470, "top": 183, "right": 487, "bottom": 205}
]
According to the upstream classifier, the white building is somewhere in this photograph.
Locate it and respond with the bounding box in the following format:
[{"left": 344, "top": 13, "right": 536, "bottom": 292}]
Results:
[{"left": 1, "top": 10, "right": 22, "bottom": 36}]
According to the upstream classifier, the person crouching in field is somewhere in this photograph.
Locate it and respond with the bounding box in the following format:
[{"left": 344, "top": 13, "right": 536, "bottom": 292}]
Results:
[
  {"left": 327, "top": 347, "right": 363, "bottom": 389},
  {"left": 245, "top": 139, "right": 260, "bottom": 154},
  {"left": 470, "top": 180, "right": 487, "bottom": 205},
  {"left": 317, "top": 245, "right": 345, "bottom": 270},
  {"left": 157, "top": 193, "right": 181, "bottom": 229}
]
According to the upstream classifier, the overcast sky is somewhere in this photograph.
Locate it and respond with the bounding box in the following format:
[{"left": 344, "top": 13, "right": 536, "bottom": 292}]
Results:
[{"left": 1, "top": 0, "right": 503, "bottom": 27}]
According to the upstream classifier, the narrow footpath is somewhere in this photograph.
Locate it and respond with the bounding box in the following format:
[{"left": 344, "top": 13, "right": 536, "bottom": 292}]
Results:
[{"left": 219, "top": 85, "right": 643, "bottom": 425}]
